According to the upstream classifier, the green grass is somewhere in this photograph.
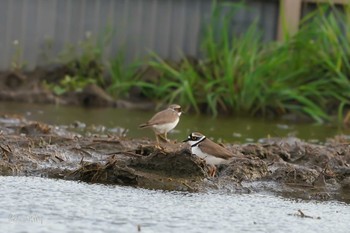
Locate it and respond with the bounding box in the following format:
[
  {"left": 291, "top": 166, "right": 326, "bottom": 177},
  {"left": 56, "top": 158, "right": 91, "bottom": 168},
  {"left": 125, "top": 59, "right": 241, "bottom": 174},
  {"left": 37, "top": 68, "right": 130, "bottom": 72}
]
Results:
[
  {"left": 107, "top": 52, "right": 142, "bottom": 98},
  {"left": 44, "top": 28, "right": 113, "bottom": 95},
  {"left": 41, "top": 2, "right": 350, "bottom": 123},
  {"left": 133, "top": 3, "right": 350, "bottom": 123}
]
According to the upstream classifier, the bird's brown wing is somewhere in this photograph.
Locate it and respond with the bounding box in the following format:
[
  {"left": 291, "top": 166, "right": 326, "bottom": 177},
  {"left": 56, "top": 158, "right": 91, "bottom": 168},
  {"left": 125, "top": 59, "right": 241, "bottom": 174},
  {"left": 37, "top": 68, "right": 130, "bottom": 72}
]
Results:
[
  {"left": 198, "top": 139, "right": 234, "bottom": 160},
  {"left": 139, "top": 109, "right": 177, "bottom": 128}
]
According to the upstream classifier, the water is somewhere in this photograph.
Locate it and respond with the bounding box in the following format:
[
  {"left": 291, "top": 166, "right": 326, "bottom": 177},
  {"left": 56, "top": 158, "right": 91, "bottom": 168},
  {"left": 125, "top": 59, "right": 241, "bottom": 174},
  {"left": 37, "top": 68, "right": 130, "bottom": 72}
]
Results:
[
  {"left": 0, "top": 176, "right": 349, "bottom": 233},
  {"left": 0, "top": 102, "right": 348, "bottom": 143},
  {"left": 1, "top": 102, "right": 350, "bottom": 232}
]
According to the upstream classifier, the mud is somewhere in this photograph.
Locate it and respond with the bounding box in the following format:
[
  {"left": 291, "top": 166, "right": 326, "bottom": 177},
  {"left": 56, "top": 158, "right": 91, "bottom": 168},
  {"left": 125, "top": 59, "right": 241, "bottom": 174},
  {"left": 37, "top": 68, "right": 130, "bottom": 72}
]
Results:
[
  {"left": 1, "top": 115, "right": 350, "bottom": 203},
  {"left": 0, "top": 68, "right": 154, "bottom": 110}
]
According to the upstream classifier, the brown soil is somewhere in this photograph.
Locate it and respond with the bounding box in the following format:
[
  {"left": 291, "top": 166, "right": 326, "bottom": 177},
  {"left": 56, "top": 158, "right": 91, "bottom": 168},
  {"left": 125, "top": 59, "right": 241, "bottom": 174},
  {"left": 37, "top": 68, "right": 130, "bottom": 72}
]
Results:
[
  {"left": 1, "top": 115, "right": 350, "bottom": 203},
  {"left": 0, "top": 67, "right": 154, "bottom": 110}
]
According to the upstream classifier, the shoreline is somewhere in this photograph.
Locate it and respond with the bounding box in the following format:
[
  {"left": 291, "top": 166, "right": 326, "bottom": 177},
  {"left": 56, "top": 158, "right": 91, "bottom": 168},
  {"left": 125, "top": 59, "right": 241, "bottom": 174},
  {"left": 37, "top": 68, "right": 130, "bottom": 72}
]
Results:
[{"left": 0, "top": 115, "right": 349, "bottom": 203}]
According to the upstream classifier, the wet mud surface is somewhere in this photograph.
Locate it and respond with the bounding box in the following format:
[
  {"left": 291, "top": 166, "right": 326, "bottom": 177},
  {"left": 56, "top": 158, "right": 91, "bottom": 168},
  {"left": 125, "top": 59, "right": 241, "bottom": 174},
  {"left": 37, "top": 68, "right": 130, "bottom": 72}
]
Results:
[{"left": 1, "top": 115, "right": 350, "bottom": 203}]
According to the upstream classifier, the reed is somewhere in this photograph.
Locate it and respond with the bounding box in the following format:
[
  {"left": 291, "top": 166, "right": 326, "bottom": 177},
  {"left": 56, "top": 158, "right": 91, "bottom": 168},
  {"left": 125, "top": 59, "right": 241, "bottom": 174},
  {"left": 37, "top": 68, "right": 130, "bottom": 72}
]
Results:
[
  {"left": 47, "top": 2, "right": 350, "bottom": 122},
  {"left": 133, "top": 3, "right": 350, "bottom": 122},
  {"left": 107, "top": 52, "right": 141, "bottom": 98}
]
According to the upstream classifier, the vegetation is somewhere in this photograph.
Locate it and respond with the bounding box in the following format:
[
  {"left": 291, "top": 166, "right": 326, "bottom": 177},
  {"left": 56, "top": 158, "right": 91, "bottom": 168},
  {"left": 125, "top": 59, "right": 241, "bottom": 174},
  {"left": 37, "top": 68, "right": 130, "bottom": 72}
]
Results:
[
  {"left": 11, "top": 40, "right": 26, "bottom": 71},
  {"left": 42, "top": 3, "right": 350, "bottom": 122},
  {"left": 44, "top": 30, "right": 112, "bottom": 95},
  {"left": 107, "top": 52, "right": 141, "bottom": 98},
  {"left": 135, "top": 4, "right": 350, "bottom": 123}
]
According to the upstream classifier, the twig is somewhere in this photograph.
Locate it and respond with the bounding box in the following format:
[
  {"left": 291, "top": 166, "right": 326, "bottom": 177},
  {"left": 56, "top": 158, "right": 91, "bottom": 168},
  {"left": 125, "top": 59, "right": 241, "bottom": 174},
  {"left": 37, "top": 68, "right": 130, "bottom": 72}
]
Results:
[
  {"left": 54, "top": 155, "right": 64, "bottom": 162},
  {"left": 72, "top": 147, "right": 93, "bottom": 157},
  {"left": 80, "top": 156, "right": 84, "bottom": 164},
  {"left": 182, "top": 182, "right": 195, "bottom": 191},
  {"left": 107, "top": 151, "right": 142, "bottom": 157},
  {"left": 289, "top": 209, "right": 321, "bottom": 219},
  {"left": 92, "top": 139, "right": 121, "bottom": 144},
  {"left": 0, "top": 145, "right": 10, "bottom": 153}
]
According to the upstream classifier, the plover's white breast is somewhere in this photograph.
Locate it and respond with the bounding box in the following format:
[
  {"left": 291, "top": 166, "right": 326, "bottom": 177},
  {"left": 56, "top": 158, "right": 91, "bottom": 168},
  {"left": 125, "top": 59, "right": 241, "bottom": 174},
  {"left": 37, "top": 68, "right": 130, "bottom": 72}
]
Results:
[
  {"left": 152, "top": 118, "right": 179, "bottom": 134},
  {"left": 191, "top": 146, "right": 226, "bottom": 165}
]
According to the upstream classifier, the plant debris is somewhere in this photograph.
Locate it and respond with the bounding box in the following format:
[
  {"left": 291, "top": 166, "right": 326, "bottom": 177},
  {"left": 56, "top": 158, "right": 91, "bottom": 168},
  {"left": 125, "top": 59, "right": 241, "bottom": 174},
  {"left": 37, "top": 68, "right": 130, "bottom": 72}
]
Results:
[{"left": 0, "top": 115, "right": 350, "bottom": 203}]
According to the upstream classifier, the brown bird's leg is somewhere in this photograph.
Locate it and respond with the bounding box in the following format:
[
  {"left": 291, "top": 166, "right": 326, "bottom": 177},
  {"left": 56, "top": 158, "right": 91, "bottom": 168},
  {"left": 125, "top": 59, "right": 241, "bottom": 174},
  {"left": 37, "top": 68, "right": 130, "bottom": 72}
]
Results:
[
  {"left": 158, "top": 133, "right": 169, "bottom": 142},
  {"left": 156, "top": 134, "right": 160, "bottom": 148},
  {"left": 208, "top": 165, "right": 217, "bottom": 177},
  {"left": 155, "top": 134, "right": 161, "bottom": 149},
  {"left": 164, "top": 132, "right": 169, "bottom": 142}
]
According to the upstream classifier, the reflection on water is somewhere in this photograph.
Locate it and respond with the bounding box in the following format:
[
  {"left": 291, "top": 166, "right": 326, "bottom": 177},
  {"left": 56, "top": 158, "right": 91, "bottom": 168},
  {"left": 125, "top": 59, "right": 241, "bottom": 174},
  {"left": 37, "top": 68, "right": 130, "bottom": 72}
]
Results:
[
  {"left": 0, "top": 176, "right": 349, "bottom": 233},
  {"left": 0, "top": 102, "right": 348, "bottom": 143}
]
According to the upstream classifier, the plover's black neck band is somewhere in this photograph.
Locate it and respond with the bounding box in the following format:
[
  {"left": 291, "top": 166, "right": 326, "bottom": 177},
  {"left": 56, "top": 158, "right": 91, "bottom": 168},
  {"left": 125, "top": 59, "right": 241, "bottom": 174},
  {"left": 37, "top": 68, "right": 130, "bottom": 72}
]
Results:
[{"left": 191, "top": 136, "right": 206, "bottom": 147}]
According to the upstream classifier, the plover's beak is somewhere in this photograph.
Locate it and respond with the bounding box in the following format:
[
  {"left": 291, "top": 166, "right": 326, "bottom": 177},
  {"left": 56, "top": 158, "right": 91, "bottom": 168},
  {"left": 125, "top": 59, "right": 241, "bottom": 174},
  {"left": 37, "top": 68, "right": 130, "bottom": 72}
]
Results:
[{"left": 183, "top": 138, "right": 190, "bottom": 142}]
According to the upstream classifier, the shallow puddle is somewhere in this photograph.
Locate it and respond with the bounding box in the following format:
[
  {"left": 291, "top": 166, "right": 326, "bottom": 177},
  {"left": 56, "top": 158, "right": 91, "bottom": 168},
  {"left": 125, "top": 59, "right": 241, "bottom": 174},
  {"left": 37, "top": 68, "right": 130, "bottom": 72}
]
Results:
[{"left": 0, "top": 101, "right": 348, "bottom": 144}]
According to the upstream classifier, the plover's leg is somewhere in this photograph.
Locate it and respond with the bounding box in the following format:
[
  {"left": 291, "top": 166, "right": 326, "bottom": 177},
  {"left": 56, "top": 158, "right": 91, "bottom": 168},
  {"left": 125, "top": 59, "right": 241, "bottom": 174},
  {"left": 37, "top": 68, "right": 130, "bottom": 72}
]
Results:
[
  {"left": 158, "top": 133, "right": 169, "bottom": 142},
  {"left": 155, "top": 134, "right": 160, "bottom": 145},
  {"left": 154, "top": 134, "right": 163, "bottom": 149},
  {"left": 163, "top": 132, "right": 170, "bottom": 142},
  {"left": 208, "top": 165, "right": 217, "bottom": 177}
]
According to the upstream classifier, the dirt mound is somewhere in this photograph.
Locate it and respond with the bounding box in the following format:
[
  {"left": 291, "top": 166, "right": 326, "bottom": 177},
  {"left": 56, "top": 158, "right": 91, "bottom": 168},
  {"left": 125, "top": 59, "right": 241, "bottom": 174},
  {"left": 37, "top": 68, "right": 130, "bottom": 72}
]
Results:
[{"left": 0, "top": 115, "right": 350, "bottom": 202}]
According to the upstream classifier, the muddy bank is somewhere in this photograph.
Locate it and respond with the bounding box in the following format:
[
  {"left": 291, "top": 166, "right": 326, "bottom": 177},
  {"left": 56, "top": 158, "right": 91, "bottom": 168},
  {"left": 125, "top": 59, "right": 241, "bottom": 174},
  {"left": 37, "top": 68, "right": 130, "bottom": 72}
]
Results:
[
  {"left": 1, "top": 115, "right": 350, "bottom": 203},
  {"left": 0, "top": 68, "right": 154, "bottom": 110}
]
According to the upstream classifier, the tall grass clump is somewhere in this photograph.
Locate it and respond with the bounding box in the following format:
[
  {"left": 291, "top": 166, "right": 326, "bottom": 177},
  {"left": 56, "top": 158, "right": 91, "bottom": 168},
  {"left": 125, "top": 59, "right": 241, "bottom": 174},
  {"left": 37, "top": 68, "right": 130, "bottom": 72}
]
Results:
[
  {"left": 141, "top": 52, "right": 203, "bottom": 113},
  {"left": 45, "top": 28, "right": 113, "bottom": 95},
  {"left": 107, "top": 52, "right": 142, "bottom": 98},
  {"left": 200, "top": 2, "right": 268, "bottom": 116},
  {"left": 137, "top": 2, "right": 350, "bottom": 122},
  {"left": 139, "top": 2, "right": 265, "bottom": 115},
  {"left": 301, "top": 6, "right": 350, "bottom": 122},
  {"left": 278, "top": 5, "right": 350, "bottom": 122}
]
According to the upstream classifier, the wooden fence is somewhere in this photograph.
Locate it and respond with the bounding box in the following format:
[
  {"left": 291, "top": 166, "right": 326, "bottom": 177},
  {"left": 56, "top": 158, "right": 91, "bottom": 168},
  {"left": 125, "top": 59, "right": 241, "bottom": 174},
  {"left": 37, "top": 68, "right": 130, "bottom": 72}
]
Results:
[{"left": 278, "top": 0, "right": 348, "bottom": 40}]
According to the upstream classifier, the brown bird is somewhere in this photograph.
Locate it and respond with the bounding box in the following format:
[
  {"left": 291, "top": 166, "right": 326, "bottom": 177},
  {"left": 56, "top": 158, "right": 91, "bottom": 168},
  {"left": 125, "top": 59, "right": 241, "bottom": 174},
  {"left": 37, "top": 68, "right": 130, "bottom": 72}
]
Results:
[
  {"left": 139, "top": 104, "right": 182, "bottom": 146},
  {"left": 183, "top": 132, "right": 234, "bottom": 176}
]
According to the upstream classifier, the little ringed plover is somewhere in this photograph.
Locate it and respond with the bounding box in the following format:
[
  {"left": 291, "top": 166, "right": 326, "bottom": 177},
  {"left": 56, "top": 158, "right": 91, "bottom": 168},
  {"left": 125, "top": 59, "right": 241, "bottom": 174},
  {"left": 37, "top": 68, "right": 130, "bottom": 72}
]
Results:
[
  {"left": 183, "top": 132, "right": 234, "bottom": 176},
  {"left": 139, "top": 104, "right": 182, "bottom": 146}
]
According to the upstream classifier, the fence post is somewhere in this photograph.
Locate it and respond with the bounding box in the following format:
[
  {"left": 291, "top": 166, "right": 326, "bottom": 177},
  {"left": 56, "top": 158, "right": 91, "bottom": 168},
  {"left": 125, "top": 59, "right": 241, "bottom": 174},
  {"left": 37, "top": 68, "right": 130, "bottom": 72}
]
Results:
[{"left": 277, "top": 0, "right": 302, "bottom": 40}]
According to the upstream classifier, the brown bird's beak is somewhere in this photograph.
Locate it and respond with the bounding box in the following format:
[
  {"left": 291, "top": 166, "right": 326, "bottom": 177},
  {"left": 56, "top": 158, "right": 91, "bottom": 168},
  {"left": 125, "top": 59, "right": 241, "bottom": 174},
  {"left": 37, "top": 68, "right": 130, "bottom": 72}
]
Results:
[{"left": 183, "top": 138, "right": 189, "bottom": 142}]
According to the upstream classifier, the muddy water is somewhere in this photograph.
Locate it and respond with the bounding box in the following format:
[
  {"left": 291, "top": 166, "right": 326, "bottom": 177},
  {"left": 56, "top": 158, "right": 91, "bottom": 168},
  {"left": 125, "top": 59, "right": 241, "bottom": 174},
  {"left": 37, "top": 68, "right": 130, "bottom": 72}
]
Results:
[
  {"left": 0, "top": 102, "right": 347, "bottom": 143},
  {"left": 0, "top": 176, "right": 349, "bottom": 233}
]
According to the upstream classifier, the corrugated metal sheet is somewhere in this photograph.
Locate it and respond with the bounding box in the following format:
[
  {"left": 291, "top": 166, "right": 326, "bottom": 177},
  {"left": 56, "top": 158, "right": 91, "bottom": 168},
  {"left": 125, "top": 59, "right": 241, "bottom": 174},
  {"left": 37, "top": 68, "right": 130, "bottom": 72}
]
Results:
[{"left": 0, "top": 0, "right": 279, "bottom": 70}]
